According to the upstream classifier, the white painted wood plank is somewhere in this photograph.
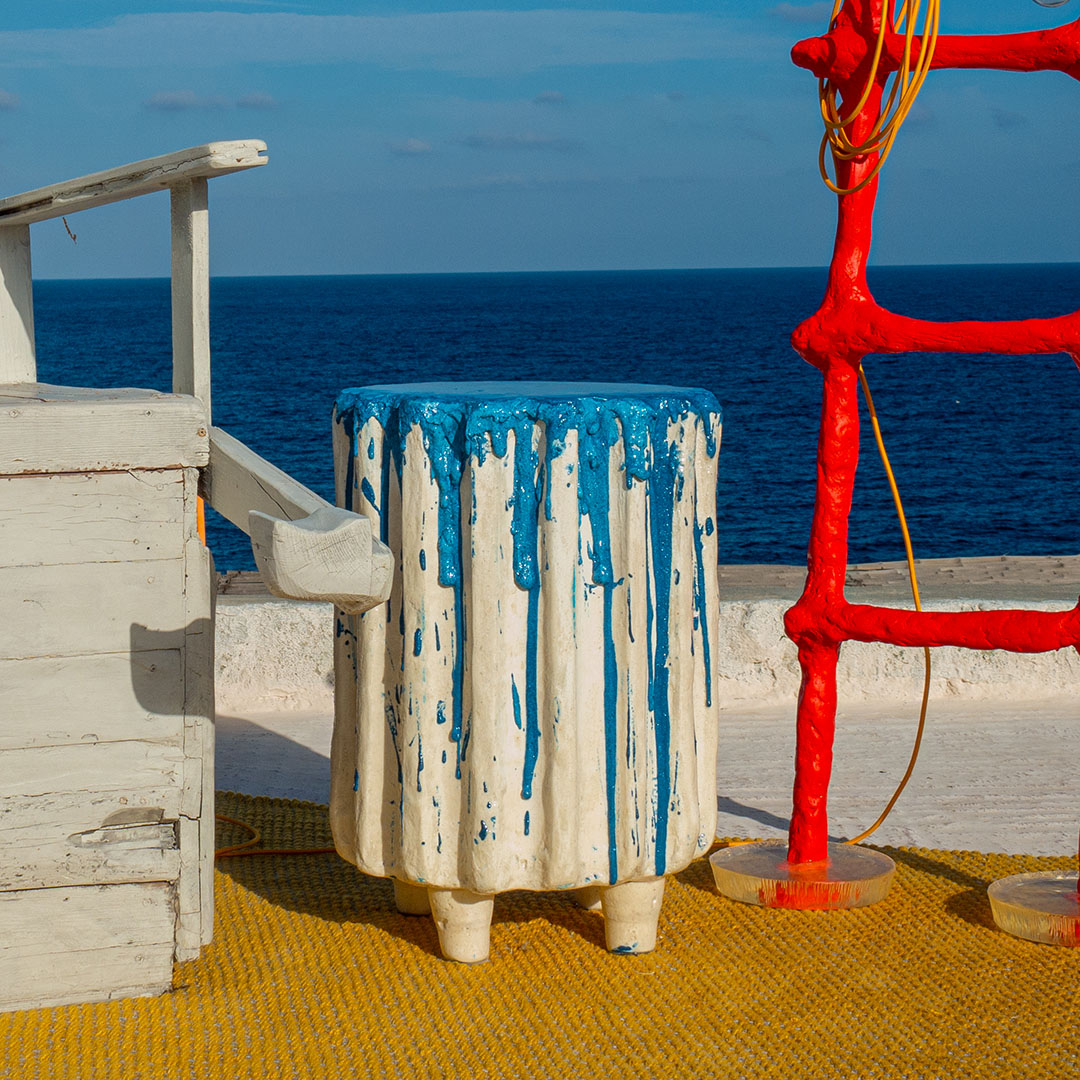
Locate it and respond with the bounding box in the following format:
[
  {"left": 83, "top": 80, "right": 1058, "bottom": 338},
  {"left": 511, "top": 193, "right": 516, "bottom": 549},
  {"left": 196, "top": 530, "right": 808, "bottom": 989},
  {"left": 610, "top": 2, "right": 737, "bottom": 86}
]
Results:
[
  {"left": 0, "top": 740, "right": 185, "bottom": 801},
  {"left": 171, "top": 179, "right": 211, "bottom": 418},
  {"left": 0, "top": 470, "right": 184, "bottom": 567},
  {"left": 203, "top": 425, "right": 329, "bottom": 530},
  {"left": 0, "top": 882, "right": 175, "bottom": 1011},
  {"left": 0, "top": 225, "right": 34, "bottom": 383},
  {"left": 0, "top": 383, "right": 208, "bottom": 473},
  {"left": 1, "top": 809, "right": 180, "bottom": 892},
  {"left": 0, "top": 558, "right": 187, "bottom": 660},
  {"left": 181, "top": 472, "right": 215, "bottom": 951},
  {"left": 0, "top": 140, "right": 267, "bottom": 226},
  {"left": 0, "top": 742, "right": 184, "bottom": 890},
  {"left": 0, "top": 651, "right": 183, "bottom": 751}
]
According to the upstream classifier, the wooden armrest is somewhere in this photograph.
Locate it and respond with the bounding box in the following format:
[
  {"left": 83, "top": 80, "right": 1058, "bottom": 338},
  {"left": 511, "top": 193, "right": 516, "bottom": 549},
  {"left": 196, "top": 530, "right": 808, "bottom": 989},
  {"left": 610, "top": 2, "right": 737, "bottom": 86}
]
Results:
[
  {"left": 0, "top": 140, "right": 267, "bottom": 226},
  {"left": 202, "top": 426, "right": 393, "bottom": 613}
]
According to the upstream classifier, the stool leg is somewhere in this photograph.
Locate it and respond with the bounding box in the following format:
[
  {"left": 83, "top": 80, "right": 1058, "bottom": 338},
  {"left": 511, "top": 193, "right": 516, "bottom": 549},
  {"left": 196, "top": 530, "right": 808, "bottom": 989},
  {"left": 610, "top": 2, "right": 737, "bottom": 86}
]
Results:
[
  {"left": 429, "top": 888, "right": 495, "bottom": 964},
  {"left": 393, "top": 879, "right": 432, "bottom": 915},
  {"left": 600, "top": 877, "right": 666, "bottom": 954},
  {"left": 570, "top": 886, "right": 604, "bottom": 911}
]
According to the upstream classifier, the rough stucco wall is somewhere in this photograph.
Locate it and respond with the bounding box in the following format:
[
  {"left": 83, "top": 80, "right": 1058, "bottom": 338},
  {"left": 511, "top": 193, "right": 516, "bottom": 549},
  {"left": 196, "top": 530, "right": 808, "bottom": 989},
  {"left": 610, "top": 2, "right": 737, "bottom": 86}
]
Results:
[{"left": 215, "top": 596, "right": 1080, "bottom": 714}]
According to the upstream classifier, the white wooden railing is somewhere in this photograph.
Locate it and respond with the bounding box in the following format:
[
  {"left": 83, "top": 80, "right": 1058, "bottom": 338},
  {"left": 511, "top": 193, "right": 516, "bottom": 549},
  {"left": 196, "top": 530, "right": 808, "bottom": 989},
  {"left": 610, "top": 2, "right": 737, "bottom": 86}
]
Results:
[{"left": 0, "top": 141, "right": 391, "bottom": 612}]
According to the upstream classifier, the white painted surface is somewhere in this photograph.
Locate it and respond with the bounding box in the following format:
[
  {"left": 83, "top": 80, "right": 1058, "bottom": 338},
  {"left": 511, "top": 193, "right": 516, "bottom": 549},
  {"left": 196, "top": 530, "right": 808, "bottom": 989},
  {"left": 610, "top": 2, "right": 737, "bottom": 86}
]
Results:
[
  {"left": 0, "top": 383, "right": 208, "bottom": 473},
  {"left": 0, "top": 469, "right": 185, "bottom": 567},
  {"left": 0, "top": 651, "right": 183, "bottom": 749},
  {"left": 171, "top": 178, "right": 211, "bottom": 418},
  {"left": 249, "top": 505, "right": 393, "bottom": 613},
  {"left": 0, "top": 140, "right": 267, "bottom": 226},
  {"left": 203, "top": 425, "right": 328, "bottom": 529},
  {"left": 0, "top": 557, "right": 187, "bottom": 660},
  {"left": 213, "top": 595, "right": 1080, "bottom": 714},
  {"left": 0, "top": 225, "right": 34, "bottom": 383},
  {"left": 329, "top": 410, "right": 720, "bottom": 896},
  {"left": 216, "top": 698, "right": 1080, "bottom": 857},
  {"left": 0, "top": 882, "right": 176, "bottom": 1012}
]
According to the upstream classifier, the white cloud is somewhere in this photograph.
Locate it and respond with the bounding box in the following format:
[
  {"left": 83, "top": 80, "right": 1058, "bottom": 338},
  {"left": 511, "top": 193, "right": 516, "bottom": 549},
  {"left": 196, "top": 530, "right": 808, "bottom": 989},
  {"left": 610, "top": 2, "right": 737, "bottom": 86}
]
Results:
[
  {"left": 462, "top": 132, "right": 583, "bottom": 152},
  {"left": 389, "top": 138, "right": 433, "bottom": 156},
  {"left": 237, "top": 91, "right": 279, "bottom": 110},
  {"left": 145, "top": 90, "right": 228, "bottom": 111},
  {"left": 0, "top": 11, "right": 779, "bottom": 75},
  {"left": 533, "top": 90, "right": 566, "bottom": 106}
]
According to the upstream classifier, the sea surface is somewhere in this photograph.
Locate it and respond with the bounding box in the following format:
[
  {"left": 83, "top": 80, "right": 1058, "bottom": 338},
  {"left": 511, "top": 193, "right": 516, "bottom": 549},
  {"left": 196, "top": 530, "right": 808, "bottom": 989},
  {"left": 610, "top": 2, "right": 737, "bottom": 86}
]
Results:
[{"left": 32, "top": 265, "right": 1080, "bottom": 571}]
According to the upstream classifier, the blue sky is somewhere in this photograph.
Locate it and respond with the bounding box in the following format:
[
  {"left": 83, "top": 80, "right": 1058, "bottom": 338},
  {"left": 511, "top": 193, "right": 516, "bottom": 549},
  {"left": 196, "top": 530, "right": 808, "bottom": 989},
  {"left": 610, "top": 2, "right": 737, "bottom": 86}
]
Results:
[{"left": 3, "top": 1, "right": 1079, "bottom": 277}]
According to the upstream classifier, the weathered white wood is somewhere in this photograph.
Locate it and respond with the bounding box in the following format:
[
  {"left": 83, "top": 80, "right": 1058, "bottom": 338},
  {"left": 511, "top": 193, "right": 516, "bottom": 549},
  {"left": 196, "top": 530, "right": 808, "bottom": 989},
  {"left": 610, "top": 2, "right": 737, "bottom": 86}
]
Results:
[
  {"left": 180, "top": 501, "right": 215, "bottom": 954},
  {"left": 249, "top": 505, "right": 393, "bottom": 613},
  {"left": 0, "top": 882, "right": 176, "bottom": 1012},
  {"left": 0, "top": 557, "right": 186, "bottom": 660},
  {"left": 0, "top": 384, "right": 208, "bottom": 473},
  {"left": 171, "top": 179, "right": 211, "bottom": 417},
  {"left": 0, "top": 140, "right": 267, "bottom": 227},
  {"left": 203, "top": 425, "right": 328, "bottom": 527},
  {"left": 0, "top": 740, "right": 184, "bottom": 801},
  {"left": 1, "top": 803, "right": 180, "bottom": 892},
  {"left": 0, "top": 225, "right": 34, "bottom": 382},
  {"left": 0, "top": 470, "right": 184, "bottom": 568},
  {"left": 175, "top": 815, "right": 202, "bottom": 961},
  {"left": 0, "top": 651, "right": 183, "bottom": 750}
]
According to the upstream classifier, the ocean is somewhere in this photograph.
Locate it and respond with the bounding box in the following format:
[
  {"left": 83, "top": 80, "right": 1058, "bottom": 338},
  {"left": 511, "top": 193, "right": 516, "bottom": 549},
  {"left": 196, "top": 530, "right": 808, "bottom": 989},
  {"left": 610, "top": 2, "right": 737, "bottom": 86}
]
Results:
[{"left": 32, "top": 265, "right": 1080, "bottom": 572}]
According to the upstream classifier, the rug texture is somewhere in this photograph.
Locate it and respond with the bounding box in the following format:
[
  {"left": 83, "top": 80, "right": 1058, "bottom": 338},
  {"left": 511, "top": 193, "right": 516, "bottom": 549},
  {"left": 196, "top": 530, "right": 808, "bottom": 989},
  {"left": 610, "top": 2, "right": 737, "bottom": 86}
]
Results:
[{"left": 2, "top": 790, "right": 1078, "bottom": 1079}]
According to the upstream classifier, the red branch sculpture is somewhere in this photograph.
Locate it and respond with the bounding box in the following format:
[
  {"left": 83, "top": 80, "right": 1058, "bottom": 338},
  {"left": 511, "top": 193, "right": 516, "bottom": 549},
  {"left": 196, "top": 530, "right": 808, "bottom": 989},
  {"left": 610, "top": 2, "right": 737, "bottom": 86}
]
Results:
[{"left": 786, "top": 0, "right": 1080, "bottom": 865}]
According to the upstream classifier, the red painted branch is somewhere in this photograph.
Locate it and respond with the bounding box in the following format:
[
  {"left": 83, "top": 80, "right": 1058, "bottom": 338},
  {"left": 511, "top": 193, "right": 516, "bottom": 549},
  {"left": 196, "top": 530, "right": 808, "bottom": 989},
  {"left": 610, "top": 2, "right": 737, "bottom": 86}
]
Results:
[
  {"left": 795, "top": 300, "right": 1080, "bottom": 365},
  {"left": 793, "top": 21, "right": 1080, "bottom": 82},
  {"left": 788, "top": 641, "right": 840, "bottom": 864},
  {"left": 833, "top": 602, "right": 1080, "bottom": 652}
]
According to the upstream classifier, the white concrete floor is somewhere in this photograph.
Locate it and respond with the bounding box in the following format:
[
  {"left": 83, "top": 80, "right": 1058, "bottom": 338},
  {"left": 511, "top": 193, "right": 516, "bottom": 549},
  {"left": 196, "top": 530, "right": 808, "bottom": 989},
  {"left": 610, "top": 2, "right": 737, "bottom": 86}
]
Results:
[{"left": 216, "top": 696, "right": 1079, "bottom": 857}]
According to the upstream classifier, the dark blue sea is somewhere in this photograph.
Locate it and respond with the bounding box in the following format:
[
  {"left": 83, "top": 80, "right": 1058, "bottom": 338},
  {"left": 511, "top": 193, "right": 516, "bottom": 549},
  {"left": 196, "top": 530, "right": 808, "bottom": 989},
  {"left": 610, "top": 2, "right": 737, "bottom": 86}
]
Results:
[{"left": 32, "top": 266, "right": 1080, "bottom": 571}]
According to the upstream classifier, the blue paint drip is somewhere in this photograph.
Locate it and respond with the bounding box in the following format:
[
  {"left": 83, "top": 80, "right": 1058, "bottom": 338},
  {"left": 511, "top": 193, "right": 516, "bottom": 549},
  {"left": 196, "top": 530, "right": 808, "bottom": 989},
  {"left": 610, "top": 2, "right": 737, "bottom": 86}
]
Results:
[
  {"left": 521, "top": 584, "right": 540, "bottom": 799},
  {"left": 436, "top": 700, "right": 447, "bottom": 726},
  {"left": 367, "top": 436, "right": 375, "bottom": 460},
  {"left": 646, "top": 420, "right": 678, "bottom": 877},
  {"left": 333, "top": 384, "right": 721, "bottom": 852},
  {"left": 511, "top": 675, "right": 522, "bottom": 730},
  {"left": 413, "top": 627, "right": 423, "bottom": 657},
  {"left": 603, "top": 585, "right": 619, "bottom": 885},
  {"left": 419, "top": 548, "right": 427, "bottom": 571},
  {"left": 524, "top": 810, "right": 530, "bottom": 836},
  {"left": 360, "top": 476, "right": 379, "bottom": 513},
  {"left": 692, "top": 516, "right": 713, "bottom": 708},
  {"left": 353, "top": 768, "right": 359, "bottom": 792}
]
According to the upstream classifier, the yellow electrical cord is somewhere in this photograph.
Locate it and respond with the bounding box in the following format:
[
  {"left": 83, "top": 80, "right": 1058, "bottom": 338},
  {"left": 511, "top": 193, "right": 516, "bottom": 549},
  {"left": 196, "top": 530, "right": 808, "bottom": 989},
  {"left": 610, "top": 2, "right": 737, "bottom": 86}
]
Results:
[
  {"left": 818, "top": 0, "right": 940, "bottom": 195},
  {"left": 844, "top": 364, "right": 932, "bottom": 845},
  {"left": 215, "top": 813, "right": 336, "bottom": 859}
]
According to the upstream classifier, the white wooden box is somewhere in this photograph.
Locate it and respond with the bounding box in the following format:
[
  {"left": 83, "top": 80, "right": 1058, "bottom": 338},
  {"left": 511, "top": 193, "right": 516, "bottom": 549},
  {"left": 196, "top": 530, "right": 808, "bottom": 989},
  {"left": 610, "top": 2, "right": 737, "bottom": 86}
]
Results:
[{"left": 0, "top": 382, "right": 213, "bottom": 1012}]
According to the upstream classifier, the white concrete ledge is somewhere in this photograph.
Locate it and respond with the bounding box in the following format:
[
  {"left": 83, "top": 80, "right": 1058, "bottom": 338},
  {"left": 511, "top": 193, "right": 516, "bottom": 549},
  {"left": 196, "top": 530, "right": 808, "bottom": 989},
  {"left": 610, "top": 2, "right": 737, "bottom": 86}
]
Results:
[{"left": 214, "top": 593, "right": 1080, "bottom": 714}]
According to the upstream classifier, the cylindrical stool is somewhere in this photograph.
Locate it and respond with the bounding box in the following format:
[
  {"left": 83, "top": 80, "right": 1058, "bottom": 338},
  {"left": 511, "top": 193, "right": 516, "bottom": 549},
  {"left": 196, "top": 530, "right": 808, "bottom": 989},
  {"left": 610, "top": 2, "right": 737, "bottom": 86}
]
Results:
[{"left": 331, "top": 382, "right": 721, "bottom": 961}]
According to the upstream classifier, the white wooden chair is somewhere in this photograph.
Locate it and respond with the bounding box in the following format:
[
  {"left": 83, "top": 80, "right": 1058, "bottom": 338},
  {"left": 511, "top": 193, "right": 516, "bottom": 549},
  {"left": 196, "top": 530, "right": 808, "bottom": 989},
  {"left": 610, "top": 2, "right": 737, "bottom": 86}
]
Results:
[{"left": 0, "top": 141, "right": 391, "bottom": 1011}]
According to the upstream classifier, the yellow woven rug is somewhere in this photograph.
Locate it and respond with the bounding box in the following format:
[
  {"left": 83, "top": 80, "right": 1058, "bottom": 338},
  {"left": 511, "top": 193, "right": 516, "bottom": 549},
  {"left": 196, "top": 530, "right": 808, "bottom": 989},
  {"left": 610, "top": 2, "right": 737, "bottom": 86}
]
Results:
[{"left": 3, "top": 791, "right": 1079, "bottom": 1079}]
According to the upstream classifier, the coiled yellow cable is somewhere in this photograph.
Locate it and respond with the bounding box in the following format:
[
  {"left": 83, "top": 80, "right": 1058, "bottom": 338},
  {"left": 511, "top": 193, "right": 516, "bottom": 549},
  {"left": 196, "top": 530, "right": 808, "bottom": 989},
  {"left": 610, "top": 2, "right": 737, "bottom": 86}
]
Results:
[{"left": 818, "top": 0, "right": 940, "bottom": 194}]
